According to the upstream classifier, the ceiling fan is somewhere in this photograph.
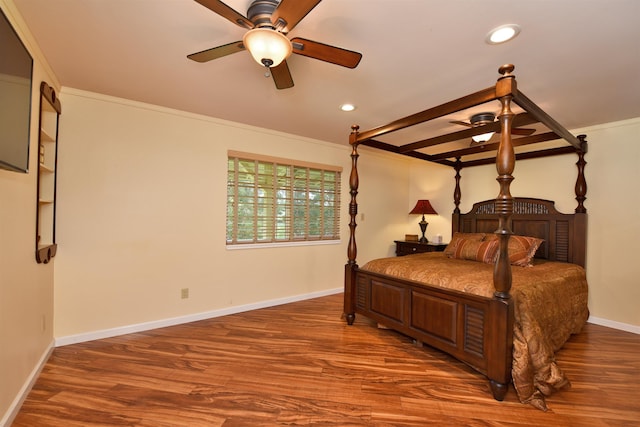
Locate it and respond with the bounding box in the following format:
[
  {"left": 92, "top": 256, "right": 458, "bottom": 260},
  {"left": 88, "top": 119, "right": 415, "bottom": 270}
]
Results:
[
  {"left": 188, "top": 0, "right": 363, "bottom": 89},
  {"left": 450, "top": 112, "right": 536, "bottom": 145}
]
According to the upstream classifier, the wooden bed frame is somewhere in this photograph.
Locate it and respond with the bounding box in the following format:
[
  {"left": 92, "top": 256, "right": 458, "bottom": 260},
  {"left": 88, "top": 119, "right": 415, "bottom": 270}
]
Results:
[{"left": 343, "top": 64, "right": 588, "bottom": 400}]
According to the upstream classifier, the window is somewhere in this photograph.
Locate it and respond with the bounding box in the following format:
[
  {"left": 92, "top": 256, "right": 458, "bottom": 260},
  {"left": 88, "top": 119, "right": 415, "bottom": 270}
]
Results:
[{"left": 226, "top": 151, "right": 342, "bottom": 245}]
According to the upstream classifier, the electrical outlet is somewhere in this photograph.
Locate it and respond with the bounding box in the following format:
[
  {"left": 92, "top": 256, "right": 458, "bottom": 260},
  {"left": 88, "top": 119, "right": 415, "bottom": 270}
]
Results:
[{"left": 181, "top": 288, "right": 189, "bottom": 299}]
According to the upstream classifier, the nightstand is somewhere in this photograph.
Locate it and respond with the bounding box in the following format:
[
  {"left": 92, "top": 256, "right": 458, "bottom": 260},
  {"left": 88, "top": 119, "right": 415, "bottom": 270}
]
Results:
[{"left": 394, "top": 240, "right": 448, "bottom": 256}]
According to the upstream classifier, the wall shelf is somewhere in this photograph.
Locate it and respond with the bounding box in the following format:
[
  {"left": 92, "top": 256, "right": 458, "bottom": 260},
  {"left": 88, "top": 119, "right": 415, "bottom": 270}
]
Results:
[
  {"left": 39, "top": 164, "right": 54, "bottom": 173},
  {"left": 35, "top": 82, "right": 61, "bottom": 264}
]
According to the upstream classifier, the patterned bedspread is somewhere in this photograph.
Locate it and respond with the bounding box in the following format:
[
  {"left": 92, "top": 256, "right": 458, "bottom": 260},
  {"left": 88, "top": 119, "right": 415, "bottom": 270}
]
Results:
[{"left": 361, "top": 252, "right": 589, "bottom": 410}]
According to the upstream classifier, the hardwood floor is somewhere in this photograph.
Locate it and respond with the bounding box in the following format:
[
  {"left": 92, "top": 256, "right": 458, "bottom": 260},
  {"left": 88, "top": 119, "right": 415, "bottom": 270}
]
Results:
[{"left": 13, "top": 293, "right": 640, "bottom": 426}]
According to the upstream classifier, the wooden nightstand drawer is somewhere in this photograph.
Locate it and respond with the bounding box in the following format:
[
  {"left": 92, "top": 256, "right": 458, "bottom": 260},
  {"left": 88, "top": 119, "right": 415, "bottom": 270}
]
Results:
[{"left": 394, "top": 240, "right": 448, "bottom": 256}]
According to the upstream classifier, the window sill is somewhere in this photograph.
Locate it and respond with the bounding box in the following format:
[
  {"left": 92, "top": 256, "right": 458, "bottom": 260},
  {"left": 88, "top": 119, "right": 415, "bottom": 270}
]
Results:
[{"left": 226, "top": 240, "right": 341, "bottom": 250}]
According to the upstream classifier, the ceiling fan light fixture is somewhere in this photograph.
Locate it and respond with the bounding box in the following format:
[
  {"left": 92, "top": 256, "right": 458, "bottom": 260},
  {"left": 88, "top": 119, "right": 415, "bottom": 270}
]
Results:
[
  {"left": 471, "top": 132, "right": 495, "bottom": 143},
  {"left": 486, "top": 24, "right": 521, "bottom": 44},
  {"left": 243, "top": 28, "right": 292, "bottom": 68}
]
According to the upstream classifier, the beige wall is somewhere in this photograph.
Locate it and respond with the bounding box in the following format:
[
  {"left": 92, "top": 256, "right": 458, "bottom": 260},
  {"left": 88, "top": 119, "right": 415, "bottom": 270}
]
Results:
[
  {"left": 53, "top": 89, "right": 413, "bottom": 338},
  {"left": 579, "top": 119, "right": 639, "bottom": 328},
  {"left": 0, "top": 0, "right": 58, "bottom": 423},
  {"left": 408, "top": 118, "right": 640, "bottom": 328}
]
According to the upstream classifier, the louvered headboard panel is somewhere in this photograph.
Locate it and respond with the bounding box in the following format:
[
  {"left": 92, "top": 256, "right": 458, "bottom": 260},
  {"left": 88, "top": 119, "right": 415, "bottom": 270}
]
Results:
[{"left": 456, "top": 198, "right": 587, "bottom": 267}]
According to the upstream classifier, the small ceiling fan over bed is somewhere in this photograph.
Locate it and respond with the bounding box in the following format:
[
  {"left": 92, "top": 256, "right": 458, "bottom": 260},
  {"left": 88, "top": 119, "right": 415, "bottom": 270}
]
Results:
[
  {"left": 450, "top": 112, "right": 536, "bottom": 146},
  {"left": 188, "top": 0, "right": 363, "bottom": 89}
]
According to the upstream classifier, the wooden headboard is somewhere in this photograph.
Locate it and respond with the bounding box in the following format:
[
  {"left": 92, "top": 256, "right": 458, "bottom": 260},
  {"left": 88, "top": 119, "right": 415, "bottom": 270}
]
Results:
[{"left": 455, "top": 198, "right": 587, "bottom": 267}]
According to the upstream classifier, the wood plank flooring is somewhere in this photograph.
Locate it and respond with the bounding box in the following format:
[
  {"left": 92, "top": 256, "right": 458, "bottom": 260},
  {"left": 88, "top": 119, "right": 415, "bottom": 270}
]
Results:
[{"left": 13, "top": 293, "right": 640, "bottom": 426}]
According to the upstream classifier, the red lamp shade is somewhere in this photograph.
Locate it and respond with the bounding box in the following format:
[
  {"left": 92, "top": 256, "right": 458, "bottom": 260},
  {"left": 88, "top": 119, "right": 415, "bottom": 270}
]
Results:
[{"left": 409, "top": 200, "right": 438, "bottom": 215}]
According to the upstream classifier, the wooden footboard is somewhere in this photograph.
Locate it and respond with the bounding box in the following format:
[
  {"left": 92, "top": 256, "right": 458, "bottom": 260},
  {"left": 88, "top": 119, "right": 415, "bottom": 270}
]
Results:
[{"left": 346, "top": 265, "right": 513, "bottom": 400}]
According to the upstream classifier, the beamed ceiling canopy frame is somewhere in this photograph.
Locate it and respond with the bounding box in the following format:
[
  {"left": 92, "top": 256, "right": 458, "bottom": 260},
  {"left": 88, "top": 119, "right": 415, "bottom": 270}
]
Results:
[{"left": 350, "top": 64, "right": 587, "bottom": 169}]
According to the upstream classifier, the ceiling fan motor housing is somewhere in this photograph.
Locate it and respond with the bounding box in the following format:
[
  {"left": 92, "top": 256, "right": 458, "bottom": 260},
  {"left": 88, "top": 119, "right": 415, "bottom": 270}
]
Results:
[
  {"left": 471, "top": 112, "right": 496, "bottom": 126},
  {"left": 247, "top": 0, "right": 280, "bottom": 28}
]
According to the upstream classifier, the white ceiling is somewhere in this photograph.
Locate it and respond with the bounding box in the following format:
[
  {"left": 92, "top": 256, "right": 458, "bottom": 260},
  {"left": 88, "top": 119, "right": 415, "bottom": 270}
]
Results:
[{"left": 11, "top": 0, "right": 640, "bottom": 145}]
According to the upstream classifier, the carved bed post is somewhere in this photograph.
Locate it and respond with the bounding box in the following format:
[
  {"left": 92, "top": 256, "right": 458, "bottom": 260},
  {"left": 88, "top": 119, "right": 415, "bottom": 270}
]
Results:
[
  {"left": 344, "top": 125, "right": 360, "bottom": 325},
  {"left": 575, "top": 135, "right": 588, "bottom": 214},
  {"left": 452, "top": 157, "right": 462, "bottom": 233},
  {"left": 494, "top": 64, "right": 517, "bottom": 300},
  {"left": 488, "top": 64, "right": 517, "bottom": 400},
  {"left": 574, "top": 135, "right": 588, "bottom": 267}
]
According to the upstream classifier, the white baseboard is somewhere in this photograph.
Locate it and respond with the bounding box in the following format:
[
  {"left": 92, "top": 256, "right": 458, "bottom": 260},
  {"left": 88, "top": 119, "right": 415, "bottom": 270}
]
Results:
[
  {"left": 588, "top": 316, "right": 640, "bottom": 334},
  {"left": 55, "top": 288, "right": 343, "bottom": 347},
  {"left": 1, "top": 340, "right": 54, "bottom": 427},
  {"left": 53, "top": 291, "right": 640, "bottom": 347}
]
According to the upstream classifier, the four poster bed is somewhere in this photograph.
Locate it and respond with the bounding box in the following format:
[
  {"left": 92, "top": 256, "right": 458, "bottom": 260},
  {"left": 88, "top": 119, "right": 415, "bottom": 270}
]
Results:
[{"left": 343, "top": 64, "right": 589, "bottom": 410}]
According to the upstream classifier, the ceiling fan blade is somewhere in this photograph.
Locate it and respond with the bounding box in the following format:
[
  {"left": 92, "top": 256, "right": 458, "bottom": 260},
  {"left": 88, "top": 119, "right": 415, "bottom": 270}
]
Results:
[
  {"left": 193, "top": 0, "right": 253, "bottom": 29},
  {"left": 271, "top": 60, "right": 294, "bottom": 89},
  {"left": 449, "top": 120, "right": 473, "bottom": 128},
  {"left": 290, "top": 37, "right": 362, "bottom": 69},
  {"left": 187, "top": 41, "right": 245, "bottom": 63},
  {"left": 271, "top": 0, "right": 322, "bottom": 34}
]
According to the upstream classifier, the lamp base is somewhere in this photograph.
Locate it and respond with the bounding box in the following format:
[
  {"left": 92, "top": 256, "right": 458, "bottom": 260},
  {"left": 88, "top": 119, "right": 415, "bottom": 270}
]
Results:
[{"left": 419, "top": 218, "right": 429, "bottom": 244}]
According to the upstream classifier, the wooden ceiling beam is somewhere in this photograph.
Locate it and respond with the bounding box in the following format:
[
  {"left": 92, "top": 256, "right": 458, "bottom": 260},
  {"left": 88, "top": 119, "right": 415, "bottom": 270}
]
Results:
[
  {"left": 355, "top": 87, "right": 498, "bottom": 143},
  {"left": 428, "top": 131, "right": 561, "bottom": 161},
  {"left": 397, "top": 113, "right": 539, "bottom": 153}
]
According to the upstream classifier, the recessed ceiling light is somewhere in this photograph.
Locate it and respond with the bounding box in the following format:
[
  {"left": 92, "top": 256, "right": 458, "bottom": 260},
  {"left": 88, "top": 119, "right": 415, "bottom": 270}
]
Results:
[
  {"left": 340, "top": 103, "right": 356, "bottom": 112},
  {"left": 486, "top": 24, "right": 521, "bottom": 45}
]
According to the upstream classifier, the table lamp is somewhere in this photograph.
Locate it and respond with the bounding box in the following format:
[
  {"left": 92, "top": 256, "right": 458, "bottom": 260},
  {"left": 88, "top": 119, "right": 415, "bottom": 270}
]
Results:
[{"left": 409, "top": 200, "right": 438, "bottom": 243}]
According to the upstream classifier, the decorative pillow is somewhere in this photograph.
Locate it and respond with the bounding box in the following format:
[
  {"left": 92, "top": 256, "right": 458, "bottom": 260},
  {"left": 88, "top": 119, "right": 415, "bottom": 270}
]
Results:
[
  {"left": 485, "top": 234, "right": 544, "bottom": 267},
  {"left": 443, "top": 232, "right": 487, "bottom": 257},
  {"left": 507, "top": 235, "right": 544, "bottom": 267},
  {"left": 450, "top": 238, "right": 499, "bottom": 264}
]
